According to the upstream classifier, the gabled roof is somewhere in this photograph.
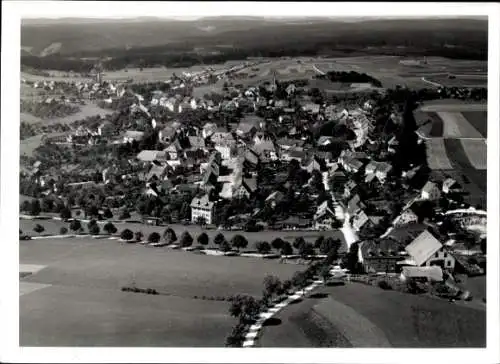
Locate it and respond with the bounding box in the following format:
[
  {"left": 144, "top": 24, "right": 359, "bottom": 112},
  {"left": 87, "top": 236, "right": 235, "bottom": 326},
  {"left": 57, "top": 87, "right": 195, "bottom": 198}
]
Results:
[
  {"left": 190, "top": 194, "right": 214, "bottom": 209},
  {"left": 188, "top": 136, "right": 205, "bottom": 149},
  {"left": 405, "top": 230, "right": 443, "bottom": 266},
  {"left": 422, "top": 181, "right": 439, "bottom": 194},
  {"left": 137, "top": 150, "right": 166, "bottom": 162}
]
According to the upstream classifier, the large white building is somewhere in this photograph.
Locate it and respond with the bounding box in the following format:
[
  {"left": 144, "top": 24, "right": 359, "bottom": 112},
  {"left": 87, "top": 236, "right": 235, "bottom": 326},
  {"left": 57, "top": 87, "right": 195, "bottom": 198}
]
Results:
[{"left": 190, "top": 194, "right": 215, "bottom": 224}]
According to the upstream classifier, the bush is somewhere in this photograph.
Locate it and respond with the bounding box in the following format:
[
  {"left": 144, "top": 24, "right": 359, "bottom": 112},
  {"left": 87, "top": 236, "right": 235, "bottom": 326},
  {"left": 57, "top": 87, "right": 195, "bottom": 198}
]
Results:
[
  {"left": 231, "top": 234, "right": 249, "bottom": 250},
  {"left": 103, "top": 222, "right": 117, "bottom": 235},
  {"left": 214, "top": 232, "right": 225, "bottom": 245},
  {"left": 119, "top": 210, "right": 131, "bottom": 220},
  {"left": 33, "top": 224, "right": 45, "bottom": 234},
  {"left": 256, "top": 241, "right": 271, "bottom": 254},
  {"left": 60, "top": 208, "right": 72, "bottom": 220},
  {"left": 89, "top": 224, "right": 100, "bottom": 235},
  {"left": 197, "top": 232, "right": 209, "bottom": 246},
  {"left": 280, "top": 241, "right": 293, "bottom": 256},
  {"left": 59, "top": 227, "right": 68, "bottom": 235},
  {"left": 120, "top": 229, "right": 134, "bottom": 241},
  {"left": 135, "top": 231, "right": 143, "bottom": 241},
  {"left": 69, "top": 219, "right": 82, "bottom": 232},
  {"left": 180, "top": 231, "right": 194, "bottom": 247},
  {"left": 378, "top": 280, "right": 393, "bottom": 290},
  {"left": 148, "top": 232, "right": 161, "bottom": 243}
]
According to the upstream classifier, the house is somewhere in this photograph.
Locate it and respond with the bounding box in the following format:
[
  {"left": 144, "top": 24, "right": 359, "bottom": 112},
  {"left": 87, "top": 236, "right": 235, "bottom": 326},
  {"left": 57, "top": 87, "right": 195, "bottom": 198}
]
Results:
[
  {"left": 392, "top": 208, "right": 419, "bottom": 227},
  {"left": 123, "top": 130, "right": 145, "bottom": 143},
  {"left": 339, "top": 156, "right": 364, "bottom": 173},
  {"left": 400, "top": 266, "right": 444, "bottom": 282},
  {"left": 190, "top": 195, "right": 215, "bottom": 224},
  {"left": 235, "top": 177, "right": 258, "bottom": 199},
  {"left": 343, "top": 180, "right": 359, "bottom": 199},
  {"left": 303, "top": 155, "right": 326, "bottom": 173},
  {"left": 351, "top": 210, "right": 375, "bottom": 232},
  {"left": 286, "top": 83, "right": 296, "bottom": 96},
  {"left": 253, "top": 132, "right": 273, "bottom": 145},
  {"left": 274, "top": 99, "right": 289, "bottom": 109},
  {"left": 252, "top": 140, "right": 277, "bottom": 162},
  {"left": 265, "top": 191, "right": 285, "bottom": 209},
  {"left": 164, "top": 140, "right": 183, "bottom": 160},
  {"left": 404, "top": 230, "right": 456, "bottom": 270},
  {"left": 317, "top": 136, "right": 334, "bottom": 147},
  {"left": 364, "top": 161, "right": 392, "bottom": 183},
  {"left": 98, "top": 121, "right": 115, "bottom": 137},
  {"left": 211, "top": 129, "right": 235, "bottom": 146},
  {"left": 347, "top": 194, "right": 365, "bottom": 215},
  {"left": 237, "top": 115, "right": 262, "bottom": 137},
  {"left": 202, "top": 122, "right": 218, "bottom": 139},
  {"left": 277, "top": 138, "right": 304, "bottom": 151},
  {"left": 359, "top": 239, "right": 406, "bottom": 273},
  {"left": 137, "top": 150, "right": 167, "bottom": 163},
  {"left": 420, "top": 181, "right": 441, "bottom": 201},
  {"left": 302, "top": 102, "right": 320, "bottom": 114},
  {"left": 314, "top": 200, "right": 337, "bottom": 230},
  {"left": 145, "top": 163, "right": 169, "bottom": 181},
  {"left": 188, "top": 136, "right": 206, "bottom": 150},
  {"left": 442, "top": 178, "right": 462, "bottom": 194}
]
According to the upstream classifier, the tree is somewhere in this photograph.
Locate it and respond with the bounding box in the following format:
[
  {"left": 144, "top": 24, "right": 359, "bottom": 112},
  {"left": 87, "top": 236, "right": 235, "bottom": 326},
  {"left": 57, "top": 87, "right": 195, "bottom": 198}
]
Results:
[
  {"left": 263, "top": 275, "right": 282, "bottom": 299},
  {"left": 282, "top": 279, "right": 292, "bottom": 293},
  {"left": 180, "top": 231, "right": 194, "bottom": 247},
  {"left": 89, "top": 224, "right": 100, "bottom": 235},
  {"left": 148, "top": 232, "right": 161, "bottom": 243},
  {"left": 69, "top": 219, "right": 82, "bottom": 233},
  {"left": 299, "top": 242, "right": 314, "bottom": 259},
  {"left": 33, "top": 224, "right": 45, "bottom": 234},
  {"left": 314, "top": 235, "right": 325, "bottom": 249},
  {"left": 292, "top": 271, "right": 308, "bottom": 290},
  {"left": 320, "top": 237, "right": 342, "bottom": 255},
  {"left": 293, "top": 237, "right": 306, "bottom": 250},
  {"left": 254, "top": 240, "right": 271, "bottom": 254},
  {"left": 120, "top": 229, "right": 134, "bottom": 241},
  {"left": 480, "top": 238, "right": 486, "bottom": 254},
  {"left": 280, "top": 241, "right": 293, "bottom": 256},
  {"left": 30, "top": 199, "right": 41, "bottom": 216},
  {"left": 345, "top": 242, "right": 361, "bottom": 273},
  {"left": 60, "top": 227, "right": 68, "bottom": 235},
  {"left": 197, "top": 232, "right": 209, "bottom": 246},
  {"left": 60, "top": 207, "right": 72, "bottom": 220},
  {"left": 103, "top": 208, "right": 113, "bottom": 219},
  {"left": 135, "top": 231, "right": 144, "bottom": 242},
  {"left": 231, "top": 234, "right": 248, "bottom": 251},
  {"left": 163, "top": 227, "right": 177, "bottom": 243},
  {"left": 87, "top": 219, "right": 97, "bottom": 230},
  {"left": 103, "top": 222, "right": 117, "bottom": 235},
  {"left": 214, "top": 232, "right": 226, "bottom": 246},
  {"left": 320, "top": 265, "right": 331, "bottom": 282},
  {"left": 220, "top": 240, "right": 232, "bottom": 252},
  {"left": 271, "top": 238, "right": 285, "bottom": 251}
]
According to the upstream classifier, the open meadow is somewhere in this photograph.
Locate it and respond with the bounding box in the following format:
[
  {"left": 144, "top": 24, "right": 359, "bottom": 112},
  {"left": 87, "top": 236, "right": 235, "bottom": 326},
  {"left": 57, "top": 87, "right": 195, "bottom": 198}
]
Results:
[
  {"left": 20, "top": 236, "right": 307, "bottom": 346},
  {"left": 259, "top": 281, "right": 485, "bottom": 348}
]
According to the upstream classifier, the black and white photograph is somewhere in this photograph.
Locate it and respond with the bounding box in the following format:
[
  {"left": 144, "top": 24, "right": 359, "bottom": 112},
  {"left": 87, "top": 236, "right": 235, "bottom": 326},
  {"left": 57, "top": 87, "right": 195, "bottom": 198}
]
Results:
[{"left": 1, "top": 1, "right": 499, "bottom": 363}]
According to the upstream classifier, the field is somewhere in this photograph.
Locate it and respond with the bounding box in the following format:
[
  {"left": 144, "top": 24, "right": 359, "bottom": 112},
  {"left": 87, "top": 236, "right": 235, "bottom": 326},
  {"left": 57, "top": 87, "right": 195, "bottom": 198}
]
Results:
[
  {"left": 20, "top": 102, "right": 113, "bottom": 125},
  {"left": 259, "top": 282, "right": 485, "bottom": 348},
  {"left": 20, "top": 236, "right": 306, "bottom": 346},
  {"left": 414, "top": 100, "right": 487, "bottom": 208},
  {"left": 425, "top": 74, "right": 487, "bottom": 88}
]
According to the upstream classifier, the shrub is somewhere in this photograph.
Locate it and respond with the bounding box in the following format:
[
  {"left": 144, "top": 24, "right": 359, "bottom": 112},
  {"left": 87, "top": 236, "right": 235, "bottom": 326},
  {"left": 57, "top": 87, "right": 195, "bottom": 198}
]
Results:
[
  {"left": 59, "top": 227, "right": 68, "bottom": 235},
  {"left": 197, "top": 232, "right": 209, "bottom": 246},
  {"left": 119, "top": 210, "right": 131, "bottom": 220},
  {"left": 231, "top": 234, "right": 249, "bottom": 250},
  {"left": 135, "top": 231, "right": 143, "bottom": 241},
  {"left": 103, "top": 222, "right": 117, "bottom": 235},
  {"left": 69, "top": 219, "right": 82, "bottom": 232},
  {"left": 60, "top": 208, "right": 72, "bottom": 220},
  {"left": 120, "top": 229, "right": 134, "bottom": 241},
  {"left": 33, "top": 224, "right": 45, "bottom": 234},
  {"left": 378, "top": 280, "right": 393, "bottom": 290},
  {"left": 180, "top": 231, "right": 194, "bottom": 247},
  {"left": 214, "top": 232, "right": 225, "bottom": 245},
  {"left": 148, "top": 232, "right": 161, "bottom": 243},
  {"left": 280, "top": 241, "right": 293, "bottom": 256},
  {"left": 255, "top": 241, "right": 271, "bottom": 254},
  {"left": 89, "top": 224, "right": 100, "bottom": 236},
  {"left": 220, "top": 240, "right": 231, "bottom": 252}
]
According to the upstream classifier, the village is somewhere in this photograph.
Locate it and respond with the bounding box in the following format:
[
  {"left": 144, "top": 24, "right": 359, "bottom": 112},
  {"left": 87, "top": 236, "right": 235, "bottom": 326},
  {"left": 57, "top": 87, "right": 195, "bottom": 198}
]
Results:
[{"left": 19, "top": 62, "right": 487, "bottom": 304}]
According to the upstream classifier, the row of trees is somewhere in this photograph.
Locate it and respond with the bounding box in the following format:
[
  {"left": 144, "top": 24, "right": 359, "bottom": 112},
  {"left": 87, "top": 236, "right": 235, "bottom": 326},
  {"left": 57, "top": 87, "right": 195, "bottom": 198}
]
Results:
[{"left": 20, "top": 99, "right": 80, "bottom": 119}]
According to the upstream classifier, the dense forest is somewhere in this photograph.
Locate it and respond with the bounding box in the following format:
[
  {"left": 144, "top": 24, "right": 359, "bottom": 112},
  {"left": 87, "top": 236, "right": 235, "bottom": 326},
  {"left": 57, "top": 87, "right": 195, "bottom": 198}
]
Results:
[{"left": 21, "top": 17, "right": 487, "bottom": 72}]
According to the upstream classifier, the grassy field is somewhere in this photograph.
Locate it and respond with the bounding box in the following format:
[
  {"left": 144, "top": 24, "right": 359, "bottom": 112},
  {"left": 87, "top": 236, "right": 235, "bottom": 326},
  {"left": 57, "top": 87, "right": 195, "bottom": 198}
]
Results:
[
  {"left": 20, "top": 102, "right": 113, "bottom": 125},
  {"left": 426, "top": 139, "right": 453, "bottom": 170},
  {"left": 21, "top": 284, "right": 234, "bottom": 347},
  {"left": 19, "top": 235, "right": 310, "bottom": 346},
  {"left": 426, "top": 75, "right": 487, "bottom": 88},
  {"left": 461, "top": 111, "right": 488, "bottom": 138},
  {"left": 259, "top": 282, "right": 485, "bottom": 348}
]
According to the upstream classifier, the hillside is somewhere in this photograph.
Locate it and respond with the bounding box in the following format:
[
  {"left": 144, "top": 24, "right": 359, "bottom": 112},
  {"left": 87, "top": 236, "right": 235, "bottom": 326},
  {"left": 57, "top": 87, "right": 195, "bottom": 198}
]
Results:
[{"left": 21, "top": 17, "right": 487, "bottom": 58}]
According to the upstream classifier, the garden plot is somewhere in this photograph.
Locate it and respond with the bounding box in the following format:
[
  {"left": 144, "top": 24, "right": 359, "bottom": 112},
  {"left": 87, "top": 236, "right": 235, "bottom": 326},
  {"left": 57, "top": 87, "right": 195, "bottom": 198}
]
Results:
[
  {"left": 426, "top": 139, "right": 453, "bottom": 170},
  {"left": 437, "top": 112, "right": 484, "bottom": 139}
]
